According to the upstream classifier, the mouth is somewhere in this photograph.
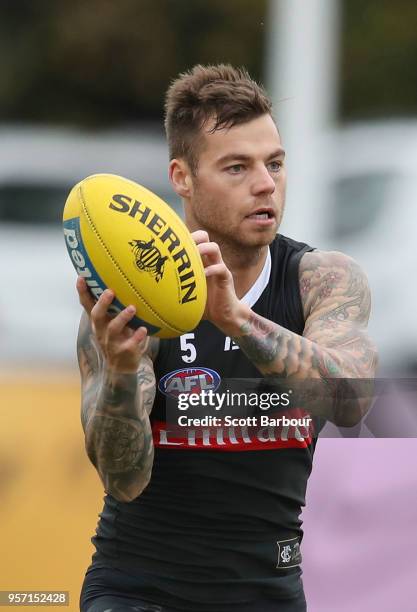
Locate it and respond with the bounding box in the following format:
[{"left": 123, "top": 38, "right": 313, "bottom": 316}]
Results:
[{"left": 245, "top": 208, "right": 276, "bottom": 221}]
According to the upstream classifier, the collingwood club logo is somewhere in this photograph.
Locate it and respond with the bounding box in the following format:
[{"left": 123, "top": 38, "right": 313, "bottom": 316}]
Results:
[
  {"left": 280, "top": 545, "right": 291, "bottom": 564},
  {"left": 276, "top": 537, "right": 302, "bottom": 569},
  {"left": 129, "top": 237, "right": 168, "bottom": 282}
]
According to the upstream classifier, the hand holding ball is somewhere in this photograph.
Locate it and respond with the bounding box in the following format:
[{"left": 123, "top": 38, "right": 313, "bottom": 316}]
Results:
[{"left": 63, "top": 174, "right": 206, "bottom": 338}]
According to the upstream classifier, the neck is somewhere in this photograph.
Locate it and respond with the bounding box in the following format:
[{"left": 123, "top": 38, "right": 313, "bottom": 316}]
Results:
[
  {"left": 183, "top": 204, "right": 270, "bottom": 299},
  {"left": 208, "top": 232, "right": 269, "bottom": 299}
]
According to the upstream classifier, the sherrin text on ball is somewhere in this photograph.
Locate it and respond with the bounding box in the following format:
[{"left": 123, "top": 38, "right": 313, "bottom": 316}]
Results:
[{"left": 63, "top": 173, "right": 207, "bottom": 338}]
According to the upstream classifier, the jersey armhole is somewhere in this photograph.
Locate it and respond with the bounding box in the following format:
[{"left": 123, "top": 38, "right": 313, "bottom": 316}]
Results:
[{"left": 286, "top": 245, "right": 315, "bottom": 332}]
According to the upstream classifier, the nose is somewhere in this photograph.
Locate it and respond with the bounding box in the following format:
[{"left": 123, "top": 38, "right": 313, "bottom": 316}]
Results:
[{"left": 251, "top": 164, "right": 276, "bottom": 197}]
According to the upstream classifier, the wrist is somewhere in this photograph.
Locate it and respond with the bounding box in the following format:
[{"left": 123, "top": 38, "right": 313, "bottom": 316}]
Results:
[
  {"left": 214, "top": 301, "right": 252, "bottom": 337},
  {"left": 100, "top": 368, "right": 138, "bottom": 407},
  {"left": 104, "top": 364, "right": 138, "bottom": 384}
]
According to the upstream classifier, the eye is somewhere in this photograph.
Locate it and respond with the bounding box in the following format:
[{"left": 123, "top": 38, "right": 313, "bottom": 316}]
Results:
[
  {"left": 267, "top": 160, "right": 282, "bottom": 173},
  {"left": 226, "top": 164, "right": 244, "bottom": 174}
]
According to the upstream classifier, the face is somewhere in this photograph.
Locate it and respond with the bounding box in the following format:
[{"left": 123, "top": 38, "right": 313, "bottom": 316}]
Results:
[{"left": 179, "top": 114, "right": 286, "bottom": 249}]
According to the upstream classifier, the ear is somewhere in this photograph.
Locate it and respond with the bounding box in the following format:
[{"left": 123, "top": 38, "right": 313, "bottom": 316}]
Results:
[{"left": 169, "top": 159, "right": 193, "bottom": 198}]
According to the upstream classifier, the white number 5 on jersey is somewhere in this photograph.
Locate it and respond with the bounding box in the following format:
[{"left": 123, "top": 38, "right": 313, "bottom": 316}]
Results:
[{"left": 180, "top": 333, "right": 197, "bottom": 363}]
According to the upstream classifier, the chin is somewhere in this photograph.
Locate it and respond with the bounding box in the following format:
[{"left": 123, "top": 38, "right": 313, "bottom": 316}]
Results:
[{"left": 235, "top": 230, "right": 277, "bottom": 249}]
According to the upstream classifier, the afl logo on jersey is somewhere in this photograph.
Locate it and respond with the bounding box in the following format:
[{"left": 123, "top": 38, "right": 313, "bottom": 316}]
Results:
[{"left": 158, "top": 367, "right": 221, "bottom": 398}]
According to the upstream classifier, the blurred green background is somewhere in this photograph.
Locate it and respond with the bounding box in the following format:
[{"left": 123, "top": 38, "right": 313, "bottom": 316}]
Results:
[{"left": 0, "top": 0, "right": 416, "bottom": 125}]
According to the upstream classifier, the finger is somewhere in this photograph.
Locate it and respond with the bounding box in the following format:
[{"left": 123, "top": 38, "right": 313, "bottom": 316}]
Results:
[
  {"left": 122, "top": 327, "right": 149, "bottom": 353},
  {"left": 130, "top": 326, "right": 149, "bottom": 348},
  {"left": 192, "top": 230, "right": 210, "bottom": 245},
  {"left": 76, "top": 276, "right": 96, "bottom": 314},
  {"left": 107, "top": 305, "right": 137, "bottom": 337},
  {"left": 90, "top": 288, "right": 115, "bottom": 328},
  {"left": 197, "top": 241, "right": 223, "bottom": 265},
  {"left": 204, "top": 262, "right": 232, "bottom": 281}
]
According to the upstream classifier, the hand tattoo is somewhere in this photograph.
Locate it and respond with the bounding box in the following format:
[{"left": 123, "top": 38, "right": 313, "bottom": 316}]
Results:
[{"left": 77, "top": 313, "right": 157, "bottom": 501}]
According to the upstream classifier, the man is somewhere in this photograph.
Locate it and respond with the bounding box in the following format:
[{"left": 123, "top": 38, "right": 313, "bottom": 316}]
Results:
[{"left": 78, "top": 64, "right": 377, "bottom": 612}]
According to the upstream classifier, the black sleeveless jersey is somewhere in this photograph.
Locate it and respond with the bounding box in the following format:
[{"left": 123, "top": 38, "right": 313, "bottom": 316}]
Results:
[{"left": 91, "top": 234, "right": 317, "bottom": 610}]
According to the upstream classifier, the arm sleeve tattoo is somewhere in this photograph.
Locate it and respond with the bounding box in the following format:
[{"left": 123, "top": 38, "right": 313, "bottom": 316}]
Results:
[
  {"left": 232, "top": 251, "right": 378, "bottom": 425},
  {"left": 77, "top": 313, "right": 157, "bottom": 501}
]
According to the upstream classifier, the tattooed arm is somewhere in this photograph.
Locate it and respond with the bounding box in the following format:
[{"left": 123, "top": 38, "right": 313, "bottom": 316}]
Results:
[
  {"left": 76, "top": 278, "right": 158, "bottom": 502},
  {"left": 78, "top": 312, "right": 158, "bottom": 501},
  {"left": 194, "top": 232, "right": 377, "bottom": 424},
  {"left": 227, "top": 251, "right": 378, "bottom": 425},
  {"left": 195, "top": 232, "right": 378, "bottom": 425}
]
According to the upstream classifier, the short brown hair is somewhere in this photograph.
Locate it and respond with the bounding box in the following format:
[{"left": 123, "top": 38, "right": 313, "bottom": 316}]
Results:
[{"left": 164, "top": 64, "right": 273, "bottom": 173}]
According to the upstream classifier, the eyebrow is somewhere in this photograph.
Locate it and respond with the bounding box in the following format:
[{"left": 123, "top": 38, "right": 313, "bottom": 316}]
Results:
[{"left": 216, "top": 147, "right": 286, "bottom": 165}]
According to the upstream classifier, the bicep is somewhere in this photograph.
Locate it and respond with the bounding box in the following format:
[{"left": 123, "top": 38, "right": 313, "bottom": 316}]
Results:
[
  {"left": 300, "top": 251, "right": 378, "bottom": 376},
  {"left": 305, "top": 317, "right": 377, "bottom": 377}
]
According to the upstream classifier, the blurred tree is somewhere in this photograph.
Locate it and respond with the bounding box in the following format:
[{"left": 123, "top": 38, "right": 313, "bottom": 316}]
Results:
[
  {"left": 341, "top": 0, "right": 417, "bottom": 119},
  {"left": 0, "top": 0, "right": 266, "bottom": 126},
  {"left": 0, "top": 0, "right": 415, "bottom": 125}
]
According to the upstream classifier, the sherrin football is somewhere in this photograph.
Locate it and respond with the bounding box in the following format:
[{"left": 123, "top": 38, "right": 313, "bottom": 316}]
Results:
[{"left": 63, "top": 173, "right": 207, "bottom": 338}]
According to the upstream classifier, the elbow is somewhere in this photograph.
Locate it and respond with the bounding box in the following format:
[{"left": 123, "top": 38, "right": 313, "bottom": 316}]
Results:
[
  {"left": 110, "top": 490, "right": 140, "bottom": 503},
  {"left": 108, "top": 474, "right": 152, "bottom": 503},
  {"left": 104, "top": 460, "right": 154, "bottom": 502},
  {"left": 332, "top": 412, "right": 362, "bottom": 428},
  {"left": 84, "top": 429, "right": 155, "bottom": 502},
  {"left": 332, "top": 397, "right": 372, "bottom": 427},
  {"left": 85, "top": 443, "right": 153, "bottom": 502}
]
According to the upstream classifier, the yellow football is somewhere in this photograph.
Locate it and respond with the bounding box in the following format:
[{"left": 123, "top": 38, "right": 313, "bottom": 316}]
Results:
[{"left": 63, "top": 173, "right": 207, "bottom": 338}]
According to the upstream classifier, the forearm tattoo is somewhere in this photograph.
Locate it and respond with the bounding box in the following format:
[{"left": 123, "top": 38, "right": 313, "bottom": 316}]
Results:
[
  {"left": 232, "top": 251, "right": 378, "bottom": 423},
  {"left": 77, "top": 314, "right": 157, "bottom": 501},
  {"left": 233, "top": 314, "right": 331, "bottom": 377},
  {"left": 87, "top": 415, "right": 148, "bottom": 474}
]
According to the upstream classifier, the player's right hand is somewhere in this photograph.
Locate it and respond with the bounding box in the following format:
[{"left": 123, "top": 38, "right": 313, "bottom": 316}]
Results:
[{"left": 76, "top": 276, "right": 149, "bottom": 374}]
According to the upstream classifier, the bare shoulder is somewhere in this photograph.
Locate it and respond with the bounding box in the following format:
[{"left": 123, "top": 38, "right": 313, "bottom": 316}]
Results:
[{"left": 298, "top": 249, "right": 371, "bottom": 326}]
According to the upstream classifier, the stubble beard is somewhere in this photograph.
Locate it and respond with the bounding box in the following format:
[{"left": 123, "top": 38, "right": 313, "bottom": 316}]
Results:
[{"left": 190, "top": 190, "right": 283, "bottom": 267}]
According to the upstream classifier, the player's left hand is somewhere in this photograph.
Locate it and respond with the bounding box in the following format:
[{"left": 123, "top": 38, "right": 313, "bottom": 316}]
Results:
[{"left": 193, "top": 230, "right": 249, "bottom": 335}]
